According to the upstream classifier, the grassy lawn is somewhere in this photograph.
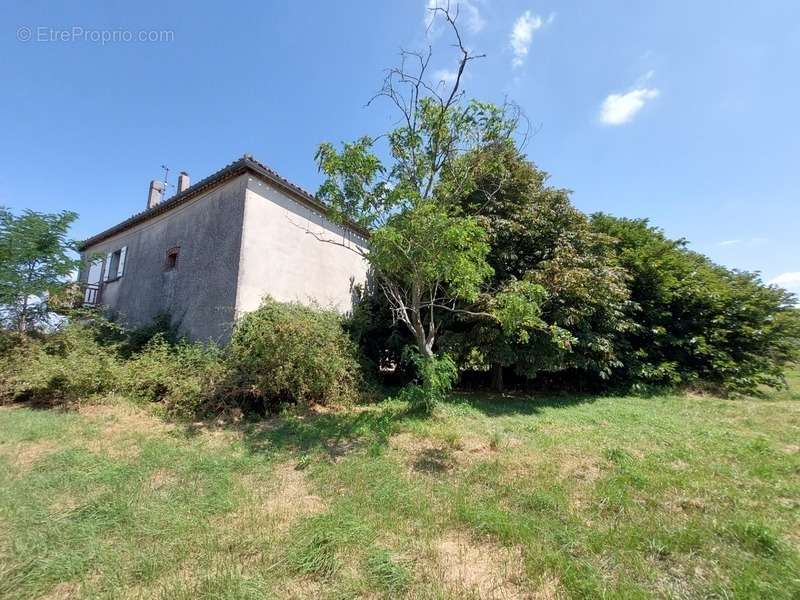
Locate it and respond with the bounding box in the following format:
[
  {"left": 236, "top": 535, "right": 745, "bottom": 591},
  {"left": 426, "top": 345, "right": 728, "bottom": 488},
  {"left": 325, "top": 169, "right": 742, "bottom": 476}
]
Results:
[{"left": 1, "top": 374, "right": 798, "bottom": 599}]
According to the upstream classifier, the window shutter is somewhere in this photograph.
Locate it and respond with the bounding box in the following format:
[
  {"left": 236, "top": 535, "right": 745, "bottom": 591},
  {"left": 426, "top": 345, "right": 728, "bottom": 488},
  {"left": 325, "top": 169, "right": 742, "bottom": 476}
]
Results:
[
  {"left": 103, "top": 252, "right": 113, "bottom": 281},
  {"left": 117, "top": 246, "right": 127, "bottom": 278}
]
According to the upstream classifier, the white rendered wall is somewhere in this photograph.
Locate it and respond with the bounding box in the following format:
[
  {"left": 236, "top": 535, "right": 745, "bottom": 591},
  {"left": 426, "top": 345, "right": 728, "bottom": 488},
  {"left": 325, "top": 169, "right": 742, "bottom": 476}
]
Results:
[{"left": 236, "top": 176, "right": 369, "bottom": 316}]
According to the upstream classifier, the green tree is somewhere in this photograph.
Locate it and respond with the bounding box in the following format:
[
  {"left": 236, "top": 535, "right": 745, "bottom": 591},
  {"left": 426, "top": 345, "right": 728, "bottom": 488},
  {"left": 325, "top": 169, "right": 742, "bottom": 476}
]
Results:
[
  {"left": 0, "top": 208, "right": 78, "bottom": 333},
  {"left": 314, "top": 8, "right": 542, "bottom": 372},
  {"left": 440, "top": 143, "right": 632, "bottom": 390},
  {"left": 591, "top": 214, "right": 800, "bottom": 393}
]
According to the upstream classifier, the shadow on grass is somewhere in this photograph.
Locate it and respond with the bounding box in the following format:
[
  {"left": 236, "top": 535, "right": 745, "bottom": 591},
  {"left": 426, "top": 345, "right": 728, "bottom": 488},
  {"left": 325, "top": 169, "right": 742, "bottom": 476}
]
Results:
[
  {"left": 173, "top": 390, "right": 607, "bottom": 460},
  {"left": 180, "top": 403, "right": 418, "bottom": 461},
  {"left": 447, "top": 390, "right": 602, "bottom": 417}
]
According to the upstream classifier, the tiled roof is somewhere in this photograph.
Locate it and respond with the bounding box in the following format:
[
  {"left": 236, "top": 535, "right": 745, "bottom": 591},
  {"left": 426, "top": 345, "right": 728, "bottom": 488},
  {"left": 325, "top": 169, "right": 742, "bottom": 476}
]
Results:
[{"left": 78, "top": 154, "right": 368, "bottom": 250}]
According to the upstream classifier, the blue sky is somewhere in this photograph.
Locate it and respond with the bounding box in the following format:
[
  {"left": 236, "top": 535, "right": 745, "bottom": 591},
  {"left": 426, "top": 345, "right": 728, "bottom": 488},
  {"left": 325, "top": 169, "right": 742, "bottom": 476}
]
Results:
[{"left": 2, "top": 1, "right": 799, "bottom": 294}]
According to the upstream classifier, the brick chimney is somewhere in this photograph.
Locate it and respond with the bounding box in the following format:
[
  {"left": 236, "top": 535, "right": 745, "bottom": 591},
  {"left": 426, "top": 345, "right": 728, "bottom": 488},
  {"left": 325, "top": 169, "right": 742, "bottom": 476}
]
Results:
[
  {"left": 147, "top": 180, "right": 165, "bottom": 209},
  {"left": 177, "top": 171, "right": 190, "bottom": 194}
]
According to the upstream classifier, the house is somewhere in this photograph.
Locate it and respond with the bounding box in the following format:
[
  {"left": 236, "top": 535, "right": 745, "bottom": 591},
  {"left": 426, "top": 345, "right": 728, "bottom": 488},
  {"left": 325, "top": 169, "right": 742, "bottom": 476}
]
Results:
[{"left": 78, "top": 155, "right": 369, "bottom": 342}]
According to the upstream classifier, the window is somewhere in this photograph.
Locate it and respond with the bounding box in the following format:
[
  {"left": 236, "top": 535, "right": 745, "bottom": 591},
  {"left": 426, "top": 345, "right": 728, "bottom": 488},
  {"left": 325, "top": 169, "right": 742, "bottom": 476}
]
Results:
[
  {"left": 164, "top": 246, "right": 180, "bottom": 271},
  {"left": 103, "top": 246, "right": 127, "bottom": 282}
]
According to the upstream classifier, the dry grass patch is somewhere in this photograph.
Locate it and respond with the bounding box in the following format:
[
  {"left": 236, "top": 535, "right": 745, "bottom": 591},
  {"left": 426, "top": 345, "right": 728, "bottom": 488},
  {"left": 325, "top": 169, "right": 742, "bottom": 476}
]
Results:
[
  {"left": 391, "top": 432, "right": 497, "bottom": 475},
  {"left": 217, "top": 461, "right": 325, "bottom": 540},
  {"left": 3, "top": 439, "right": 57, "bottom": 473},
  {"left": 79, "top": 402, "right": 171, "bottom": 436},
  {"left": 435, "top": 531, "right": 556, "bottom": 599},
  {"left": 148, "top": 468, "right": 179, "bottom": 493},
  {"left": 79, "top": 402, "right": 170, "bottom": 460},
  {"left": 39, "top": 580, "right": 81, "bottom": 599}
]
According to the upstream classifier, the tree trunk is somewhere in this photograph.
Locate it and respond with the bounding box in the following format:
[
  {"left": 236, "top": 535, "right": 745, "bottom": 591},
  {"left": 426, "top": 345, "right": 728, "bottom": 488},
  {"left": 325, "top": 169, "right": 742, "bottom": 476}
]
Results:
[
  {"left": 415, "top": 329, "right": 434, "bottom": 358},
  {"left": 17, "top": 296, "right": 28, "bottom": 334},
  {"left": 491, "top": 363, "right": 504, "bottom": 393}
]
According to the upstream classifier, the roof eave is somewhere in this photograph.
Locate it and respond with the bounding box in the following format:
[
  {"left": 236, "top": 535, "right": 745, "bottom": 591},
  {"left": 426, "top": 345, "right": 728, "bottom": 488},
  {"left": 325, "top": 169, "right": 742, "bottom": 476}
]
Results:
[{"left": 77, "top": 155, "right": 369, "bottom": 251}]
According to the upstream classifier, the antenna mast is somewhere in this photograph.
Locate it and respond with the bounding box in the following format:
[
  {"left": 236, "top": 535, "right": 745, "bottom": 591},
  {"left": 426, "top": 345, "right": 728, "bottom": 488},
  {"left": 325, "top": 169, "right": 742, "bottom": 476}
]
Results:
[{"left": 160, "top": 164, "right": 175, "bottom": 197}]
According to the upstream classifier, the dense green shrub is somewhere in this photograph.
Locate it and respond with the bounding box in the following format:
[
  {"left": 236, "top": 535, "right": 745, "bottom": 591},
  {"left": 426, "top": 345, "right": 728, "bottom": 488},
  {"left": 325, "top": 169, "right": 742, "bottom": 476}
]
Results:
[
  {"left": 226, "top": 297, "right": 361, "bottom": 408},
  {"left": 591, "top": 214, "right": 800, "bottom": 394},
  {"left": 0, "top": 322, "right": 122, "bottom": 405},
  {"left": 399, "top": 351, "right": 458, "bottom": 413},
  {"left": 122, "top": 335, "right": 227, "bottom": 417},
  {"left": 118, "top": 312, "right": 179, "bottom": 357}
]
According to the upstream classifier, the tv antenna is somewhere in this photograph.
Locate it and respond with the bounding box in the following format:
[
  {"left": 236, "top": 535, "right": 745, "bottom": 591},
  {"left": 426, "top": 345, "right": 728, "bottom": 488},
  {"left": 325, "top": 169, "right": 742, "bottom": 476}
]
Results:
[{"left": 160, "top": 164, "right": 176, "bottom": 197}]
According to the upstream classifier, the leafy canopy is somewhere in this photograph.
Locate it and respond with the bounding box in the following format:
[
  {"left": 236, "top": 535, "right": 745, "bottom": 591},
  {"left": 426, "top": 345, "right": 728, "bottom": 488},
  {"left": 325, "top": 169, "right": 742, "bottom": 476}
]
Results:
[{"left": 0, "top": 208, "right": 78, "bottom": 332}]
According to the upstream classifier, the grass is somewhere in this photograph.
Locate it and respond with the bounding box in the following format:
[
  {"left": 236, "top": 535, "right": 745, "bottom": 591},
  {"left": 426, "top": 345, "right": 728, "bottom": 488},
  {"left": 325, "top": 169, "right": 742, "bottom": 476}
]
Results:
[{"left": 0, "top": 374, "right": 798, "bottom": 599}]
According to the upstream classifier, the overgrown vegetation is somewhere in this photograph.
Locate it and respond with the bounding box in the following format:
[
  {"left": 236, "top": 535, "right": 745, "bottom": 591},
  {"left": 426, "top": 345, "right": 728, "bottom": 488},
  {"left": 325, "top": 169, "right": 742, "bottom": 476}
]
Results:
[
  {"left": 2, "top": 9, "right": 798, "bottom": 410},
  {"left": 311, "top": 8, "right": 799, "bottom": 404},
  {"left": 0, "top": 299, "right": 362, "bottom": 417},
  {"left": 1, "top": 370, "right": 798, "bottom": 598},
  {"left": 226, "top": 298, "right": 361, "bottom": 409}
]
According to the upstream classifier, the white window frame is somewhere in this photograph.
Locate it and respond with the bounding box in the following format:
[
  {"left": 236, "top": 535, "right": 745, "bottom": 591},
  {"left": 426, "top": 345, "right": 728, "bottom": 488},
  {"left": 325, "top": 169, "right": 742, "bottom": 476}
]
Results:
[{"left": 103, "top": 246, "right": 128, "bottom": 282}]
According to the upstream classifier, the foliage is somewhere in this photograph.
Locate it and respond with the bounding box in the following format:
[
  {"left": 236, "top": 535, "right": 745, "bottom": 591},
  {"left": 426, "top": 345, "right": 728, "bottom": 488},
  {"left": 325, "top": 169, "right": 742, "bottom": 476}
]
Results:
[
  {"left": 398, "top": 350, "right": 458, "bottom": 413},
  {"left": 119, "top": 312, "right": 179, "bottom": 357},
  {"left": 226, "top": 297, "right": 361, "bottom": 408},
  {"left": 591, "top": 214, "right": 800, "bottom": 393},
  {"left": 0, "top": 322, "right": 122, "bottom": 405},
  {"left": 315, "top": 13, "right": 539, "bottom": 365},
  {"left": 368, "top": 201, "right": 495, "bottom": 357},
  {"left": 0, "top": 208, "right": 79, "bottom": 332},
  {"left": 123, "top": 335, "right": 227, "bottom": 417},
  {"left": 440, "top": 143, "right": 632, "bottom": 389},
  {"left": 345, "top": 282, "right": 412, "bottom": 383}
]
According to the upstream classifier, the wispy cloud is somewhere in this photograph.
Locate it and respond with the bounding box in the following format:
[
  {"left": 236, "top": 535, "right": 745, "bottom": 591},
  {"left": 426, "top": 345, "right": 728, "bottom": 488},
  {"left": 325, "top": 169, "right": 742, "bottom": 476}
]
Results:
[
  {"left": 509, "top": 10, "right": 551, "bottom": 68},
  {"left": 716, "top": 237, "right": 768, "bottom": 248},
  {"left": 433, "top": 68, "right": 459, "bottom": 86},
  {"left": 425, "top": 0, "right": 485, "bottom": 34},
  {"left": 599, "top": 75, "right": 660, "bottom": 125}
]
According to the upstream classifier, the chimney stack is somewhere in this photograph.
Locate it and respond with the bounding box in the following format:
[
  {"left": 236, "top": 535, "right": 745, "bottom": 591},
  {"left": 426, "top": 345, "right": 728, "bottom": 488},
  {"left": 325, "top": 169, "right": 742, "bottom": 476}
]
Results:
[
  {"left": 147, "top": 180, "right": 165, "bottom": 209},
  {"left": 177, "top": 171, "right": 190, "bottom": 194}
]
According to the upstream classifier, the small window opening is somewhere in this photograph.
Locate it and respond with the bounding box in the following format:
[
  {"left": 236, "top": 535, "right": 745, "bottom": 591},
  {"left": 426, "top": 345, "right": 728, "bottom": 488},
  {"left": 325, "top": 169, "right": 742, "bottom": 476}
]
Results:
[
  {"left": 165, "top": 246, "right": 180, "bottom": 271},
  {"left": 108, "top": 250, "right": 121, "bottom": 276}
]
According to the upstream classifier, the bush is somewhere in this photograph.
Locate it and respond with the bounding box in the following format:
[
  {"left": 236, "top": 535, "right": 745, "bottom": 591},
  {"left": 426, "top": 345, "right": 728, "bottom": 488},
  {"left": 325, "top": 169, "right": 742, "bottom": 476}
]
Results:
[
  {"left": 226, "top": 297, "right": 361, "bottom": 409},
  {"left": 399, "top": 351, "right": 458, "bottom": 413},
  {"left": 591, "top": 214, "right": 800, "bottom": 394},
  {"left": 122, "top": 334, "right": 227, "bottom": 418},
  {"left": 118, "top": 312, "right": 179, "bottom": 357},
  {"left": 0, "top": 322, "right": 122, "bottom": 406}
]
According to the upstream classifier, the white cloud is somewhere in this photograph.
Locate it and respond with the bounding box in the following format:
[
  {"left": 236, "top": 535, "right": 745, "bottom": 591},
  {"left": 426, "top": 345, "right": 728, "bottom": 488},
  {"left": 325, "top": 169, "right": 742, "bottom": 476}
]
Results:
[
  {"left": 768, "top": 272, "right": 800, "bottom": 293},
  {"left": 425, "top": 0, "right": 485, "bottom": 34},
  {"left": 599, "top": 82, "right": 660, "bottom": 125},
  {"left": 510, "top": 10, "right": 544, "bottom": 68},
  {"left": 433, "top": 68, "right": 459, "bottom": 85},
  {"left": 718, "top": 239, "right": 741, "bottom": 246}
]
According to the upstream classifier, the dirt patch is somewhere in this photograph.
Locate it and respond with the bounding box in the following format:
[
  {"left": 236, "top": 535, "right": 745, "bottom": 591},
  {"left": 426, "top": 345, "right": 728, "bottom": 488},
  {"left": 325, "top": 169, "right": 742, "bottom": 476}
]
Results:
[{"left": 436, "top": 532, "right": 558, "bottom": 599}]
